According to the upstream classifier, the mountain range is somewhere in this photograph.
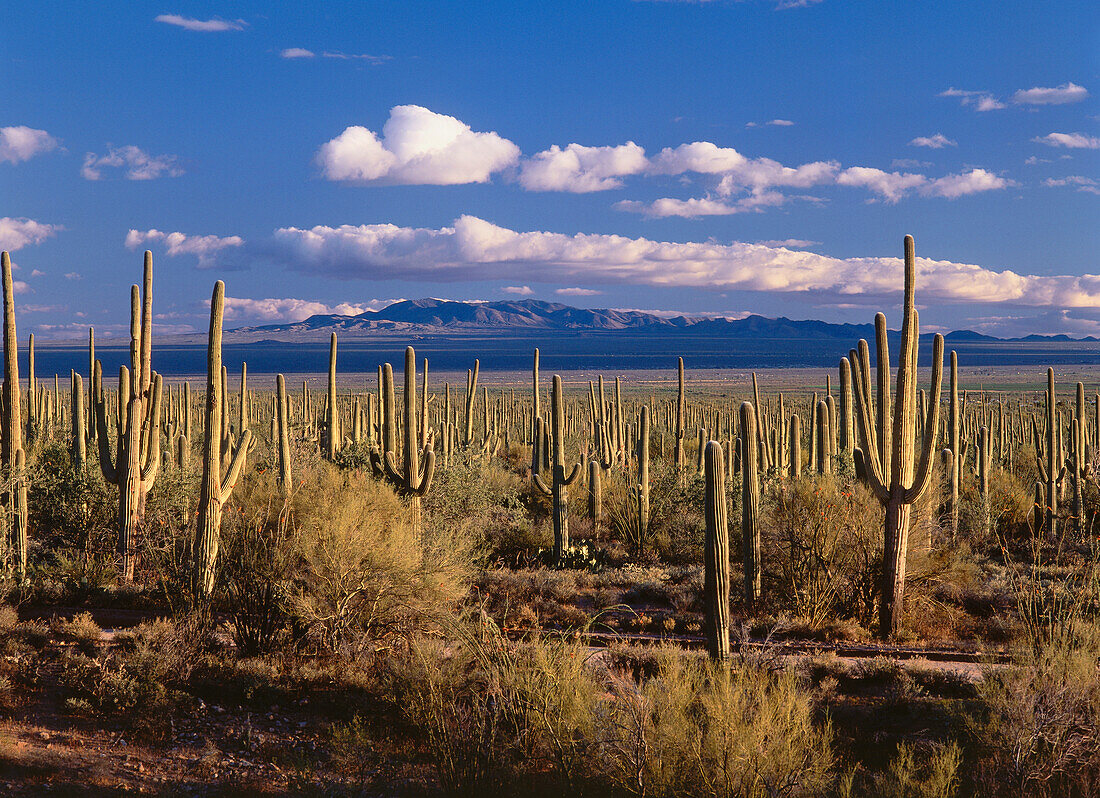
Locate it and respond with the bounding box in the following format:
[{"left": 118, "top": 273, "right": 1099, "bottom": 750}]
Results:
[{"left": 218, "top": 298, "right": 1090, "bottom": 344}]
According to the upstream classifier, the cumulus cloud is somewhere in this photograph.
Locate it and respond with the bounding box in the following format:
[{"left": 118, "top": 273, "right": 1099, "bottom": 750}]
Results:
[
  {"left": 836, "top": 167, "right": 928, "bottom": 202},
  {"left": 1033, "top": 132, "right": 1100, "bottom": 150},
  {"left": 909, "top": 133, "right": 956, "bottom": 149},
  {"left": 280, "top": 47, "right": 314, "bottom": 58},
  {"left": 0, "top": 126, "right": 59, "bottom": 164},
  {"left": 767, "top": 119, "right": 795, "bottom": 126},
  {"left": 155, "top": 14, "right": 245, "bottom": 32},
  {"left": 0, "top": 218, "right": 62, "bottom": 252},
  {"left": 82, "top": 146, "right": 183, "bottom": 180},
  {"left": 221, "top": 297, "right": 394, "bottom": 322},
  {"left": 1013, "top": 82, "right": 1088, "bottom": 105},
  {"left": 519, "top": 142, "right": 647, "bottom": 192},
  {"left": 555, "top": 287, "right": 601, "bottom": 296},
  {"left": 615, "top": 191, "right": 789, "bottom": 218},
  {"left": 248, "top": 214, "right": 1100, "bottom": 308},
  {"left": 502, "top": 285, "right": 534, "bottom": 295},
  {"left": 836, "top": 167, "right": 1009, "bottom": 202},
  {"left": 939, "top": 88, "right": 1006, "bottom": 111},
  {"left": 316, "top": 105, "right": 520, "bottom": 185},
  {"left": 125, "top": 229, "right": 244, "bottom": 267}
]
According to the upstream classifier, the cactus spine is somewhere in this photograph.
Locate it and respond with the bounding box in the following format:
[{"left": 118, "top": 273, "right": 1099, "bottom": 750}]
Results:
[
  {"left": 93, "top": 253, "right": 163, "bottom": 582},
  {"left": 849, "top": 236, "right": 945, "bottom": 639},
  {"left": 193, "top": 281, "right": 253, "bottom": 597},
  {"left": 532, "top": 375, "right": 581, "bottom": 563},
  {"left": 703, "top": 440, "right": 730, "bottom": 662}
]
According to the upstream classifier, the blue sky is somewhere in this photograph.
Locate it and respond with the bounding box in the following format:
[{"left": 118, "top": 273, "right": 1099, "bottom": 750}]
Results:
[{"left": 1, "top": 0, "right": 1098, "bottom": 339}]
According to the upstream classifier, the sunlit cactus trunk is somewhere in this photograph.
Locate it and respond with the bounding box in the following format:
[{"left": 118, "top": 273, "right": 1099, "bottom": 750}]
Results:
[
  {"left": 92, "top": 253, "right": 163, "bottom": 582},
  {"left": 740, "top": 402, "right": 761, "bottom": 607},
  {"left": 276, "top": 374, "right": 292, "bottom": 491},
  {"left": 532, "top": 375, "right": 581, "bottom": 563},
  {"left": 849, "top": 236, "right": 944, "bottom": 639},
  {"left": 703, "top": 440, "right": 729, "bottom": 662},
  {"left": 372, "top": 347, "right": 436, "bottom": 534},
  {"left": 193, "top": 281, "right": 253, "bottom": 597},
  {"left": 0, "top": 252, "right": 27, "bottom": 580}
]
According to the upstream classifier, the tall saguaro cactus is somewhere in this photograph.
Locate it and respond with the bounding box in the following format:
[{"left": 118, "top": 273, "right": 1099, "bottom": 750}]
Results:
[
  {"left": 93, "top": 253, "right": 164, "bottom": 582},
  {"left": 0, "top": 253, "right": 27, "bottom": 579},
  {"left": 532, "top": 375, "right": 581, "bottom": 563},
  {"left": 373, "top": 346, "right": 436, "bottom": 532},
  {"left": 849, "top": 236, "right": 944, "bottom": 639},
  {"left": 276, "top": 374, "right": 292, "bottom": 490},
  {"left": 703, "top": 440, "right": 730, "bottom": 662},
  {"left": 740, "top": 402, "right": 761, "bottom": 607},
  {"left": 193, "top": 281, "right": 253, "bottom": 597},
  {"left": 674, "top": 358, "right": 686, "bottom": 473}
]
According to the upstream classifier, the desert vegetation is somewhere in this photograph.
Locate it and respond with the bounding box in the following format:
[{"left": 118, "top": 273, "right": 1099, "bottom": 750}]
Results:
[{"left": 0, "top": 238, "right": 1097, "bottom": 795}]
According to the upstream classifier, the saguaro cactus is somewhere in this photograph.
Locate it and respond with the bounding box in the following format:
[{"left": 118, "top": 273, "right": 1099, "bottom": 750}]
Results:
[
  {"left": 849, "top": 236, "right": 944, "bottom": 639},
  {"left": 789, "top": 413, "right": 802, "bottom": 479},
  {"left": 633, "top": 405, "right": 651, "bottom": 549},
  {"left": 977, "top": 425, "right": 991, "bottom": 538},
  {"left": 675, "top": 358, "right": 686, "bottom": 473},
  {"left": 1033, "top": 368, "right": 1064, "bottom": 537},
  {"left": 276, "top": 374, "right": 292, "bottom": 490},
  {"left": 740, "top": 402, "right": 761, "bottom": 607},
  {"left": 703, "top": 440, "right": 730, "bottom": 662},
  {"left": 0, "top": 253, "right": 27, "bottom": 579},
  {"left": 193, "top": 281, "right": 253, "bottom": 597},
  {"left": 93, "top": 253, "right": 163, "bottom": 582},
  {"left": 372, "top": 347, "right": 435, "bottom": 532},
  {"left": 532, "top": 375, "right": 581, "bottom": 563}
]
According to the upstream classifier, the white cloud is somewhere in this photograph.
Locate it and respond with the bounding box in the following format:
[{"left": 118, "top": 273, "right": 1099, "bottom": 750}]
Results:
[
  {"left": 125, "top": 229, "right": 244, "bottom": 267},
  {"left": 0, "top": 126, "right": 59, "bottom": 164},
  {"left": 519, "top": 142, "right": 647, "bottom": 192},
  {"left": 502, "top": 285, "right": 534, "bottom": 295},
  {"left": 0, "top": 218, "right": 62, "bottom": 252},
  {"left": 255, "top": 214, "right": 1100, "bottom": 308},
  {"left": 1043, "top": 176, "right": 1100, "bottom": 195},
  {"left": 1033, "top": 132, "right": 1100, "bottom": 150},
  {"left": 222, "top": 297, "right": 393, "bottom": 322},
  {"left": 64, "top": 272, "right": 81, "bottom": 280},
  {"left": 316, "top": 105, "right": 520, "bottom": 185},
  {"left": 909, "top": 133, "right": 956, "bottom": 149},
  {"left": 320, "top": 51, "right": 390, "bottom": 63},
  {"left": 1013, "top": 82, "right": 1088, "bottom": 106},
  {"left": 939, "top": 88, "right": 1005, "bottom": 111},
  {"left": 836, "top": 166, "right": 1009, "bottom": 202},
  {"left": 756, "top": 239, "right": 820, "bottom": 248},
  {"left": 767, "top": 119, "right": 795, "bottom": 126},
  {"left": 615, "top": 191, "right": 789, "bottom": 218},
  {"left": 82, "top": 146, "right": 183, "bottom": 180},
  {"left": 154, "top": 14, "right": 245, "bottom": 32},
  {"left": 555, "top": 287, "right": 601, "bottom": 296},
  {"left": 280, "top": 47, "right": 314, "bottom": 58},
  {"left": 924, "top": 168, "right": 1011, "bottom": 199},
  {"left": 836, "top": 167, "right": 927, "bottom": 202}
]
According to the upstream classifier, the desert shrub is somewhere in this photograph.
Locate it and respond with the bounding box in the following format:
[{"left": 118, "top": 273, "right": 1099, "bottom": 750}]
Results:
[
  {"left": 219, "top": 471, "right": 298, "bottom": 655},
  {"left": 969, "top": 625, "right": 1100, "bottom": 796},
  {"left": 289, "top": 469, "right": 475, "bottom": 655},
  {"left": 51, "top": 611, "right": 103, "bottom": 655},
  {"left": 648, "top": 461, "right": 712, "bottom": 565},
  {"left": 841, "top": 742, "right": 961, "bottom": 798},
  {"left": 765, "top": 475, "right": 882, "bottom": 627},
  {"left": 425, "top": 456, "right": 534, "bottom": 563},
  {"left": 27, "top": 443, "right": 115, "bottom": 575},
  {"left": 399, "top": 612, "right": 835, "bottom": 798}
]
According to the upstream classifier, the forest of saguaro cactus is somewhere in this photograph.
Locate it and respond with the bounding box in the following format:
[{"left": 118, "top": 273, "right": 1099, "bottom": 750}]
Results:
[{"left": 0, "top": 235, "right": 1096, "bottom": 796}]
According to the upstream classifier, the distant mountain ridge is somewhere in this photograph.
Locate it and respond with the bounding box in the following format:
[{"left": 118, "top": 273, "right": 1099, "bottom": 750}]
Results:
[{"left": 220, "top": 297, "right": 1093, "bottom": 344}]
